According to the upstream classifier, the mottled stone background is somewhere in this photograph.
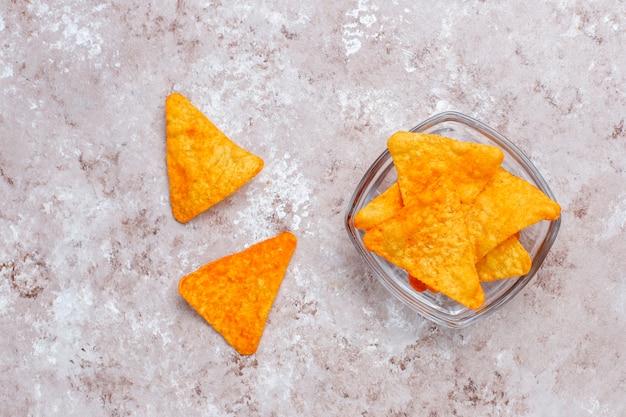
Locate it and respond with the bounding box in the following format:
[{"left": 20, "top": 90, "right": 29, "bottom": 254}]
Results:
[{"left": 1, "top": 1, "right": 625, "bottom": 416}]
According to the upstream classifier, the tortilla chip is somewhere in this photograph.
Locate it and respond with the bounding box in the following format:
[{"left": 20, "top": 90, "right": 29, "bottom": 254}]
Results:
[
  {"left": 466, "top": 167, "right": 561, "bottom": 261},
  {"left": 178, "top": 232, "right": 297, "bottom": 355},
  {"left": 408, "top": 274, "right": 440, "bottom": 293},
  {"left": 165, "top": 92, "right": 264, "bottom": 223},
  {"left": 476, "top": 235, "right": 532, "bottom": 282},
  {"left": 354, "top": 182, "right": 403, "bottom": 230},
  {"left": 387, "top": 131, "right": 504, "bottom": 207},
  {"left": 408, "top": 274, "right": 428, "bottom": 292},
  {"left": 363, "top": 180, "right": 484, "bottom": 309}
]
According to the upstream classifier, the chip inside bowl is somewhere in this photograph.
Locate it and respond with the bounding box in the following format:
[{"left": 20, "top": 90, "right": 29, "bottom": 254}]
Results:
[
  {"left": 346, "top": 112, "right": 560, "bottom": 327},
  {"left": 353, "top": 129, "right": 561, "bottom": 311},
  {"left": 363, "top": 178, "right": 486, "bottom": 309},
  {"left": 387, "top": 131, "right": 504, "bottom": 207},
  {"left": 475, "top": 235, "right": 532, "bottom": 282},
  {"left": 465, "top": 167, "right": 561, "bottom": 261}
]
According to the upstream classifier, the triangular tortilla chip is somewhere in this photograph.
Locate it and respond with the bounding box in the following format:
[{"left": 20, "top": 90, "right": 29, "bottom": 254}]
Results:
[
  {"left": 407, "top": 274, "right": 428, "bottom": 292},
  {"left": 165, "top": 92, "right": 264, "bottom": 223},
  {"left": 387, "top": 131, "right": 504, "bottom": 207},
  {"left": 408, "top": 274, "right": 439, "bottom": 293},
  {"left": 178, "top": 232, "right": 297, "bottom": 355},
  {"left": 466, "top": 167, "right": 561, "bottom": 261},
  {"left": 363, "top": 181, "right": 484, "bottom": 309},
  {"left": 354, "top": 182, "right": 403, "bottom": 230},
  {"left": 476, "top": 235, "right": 532, "bottom": 282}
]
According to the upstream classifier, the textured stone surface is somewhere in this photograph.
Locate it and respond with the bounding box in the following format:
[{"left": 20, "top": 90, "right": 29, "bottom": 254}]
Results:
[{"left": 1, "top": 1, "right": 625, "bottom": 416}]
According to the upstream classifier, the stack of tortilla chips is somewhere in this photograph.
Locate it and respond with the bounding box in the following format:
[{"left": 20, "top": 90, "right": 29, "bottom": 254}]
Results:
[{"left": 354, "top": 131, "right": 561, "bottom": 309}]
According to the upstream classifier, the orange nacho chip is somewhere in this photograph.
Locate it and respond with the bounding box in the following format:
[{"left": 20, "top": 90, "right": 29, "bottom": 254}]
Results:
[
  {"left": 408, "top": 275, "right": 439, "bottom": 293},
  {"left": 355, "top": 131, "right": 560, "bottom": 309},
  {"left": 466, "top": 167, "right": 561, "bottom": 261},
  {"left": 411, "top": 235, "right": 530, "bottom": 288},
  {"left": 178, "top": 232, "right": 297, "bottom": 355},
  {"left": 407, "top": 274, "right": 428, "bottom": 292},
  {"left": 387, "top": 131, "right": 504, "bottom": 207},
  {"left": 165, "top": 92, "right": 264, "bottom": 223},
  {"left": 354, "top": 182, "right": 403, "bottom": 230},
  {"left": 476, "top": 235, "right": 532, "bottom": 282},
  {"left": 363, "top": 181, "right": 485, "bottom": 309}
]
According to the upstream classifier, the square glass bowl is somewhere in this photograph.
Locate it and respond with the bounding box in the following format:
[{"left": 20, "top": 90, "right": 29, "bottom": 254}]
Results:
[{"left": 344, "top": 111, "right": 561, "bottom": 328}]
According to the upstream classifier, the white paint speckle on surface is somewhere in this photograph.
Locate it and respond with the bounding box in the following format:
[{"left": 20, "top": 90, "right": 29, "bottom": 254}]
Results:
[
  {"left": 0, "top": 62, "right": 12, "bottom": 79},
  {"left": 342, "top": 0, "right": 382, "bottom": 56},
  {"left": 596, "top": 195, "right": 626, "bottom": 242},
  {"left": 233, "top": 151, "right": 313, "bottom": 241},
  {"left": 342, "top": 37, "right": 362, "bottom": 56}
]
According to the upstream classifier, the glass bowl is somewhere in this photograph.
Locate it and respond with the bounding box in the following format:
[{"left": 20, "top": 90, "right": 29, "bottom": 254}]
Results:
[{"left": 344, "top": 111, "right": 561, "bottom": 328}]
